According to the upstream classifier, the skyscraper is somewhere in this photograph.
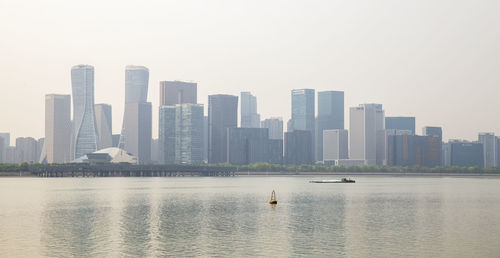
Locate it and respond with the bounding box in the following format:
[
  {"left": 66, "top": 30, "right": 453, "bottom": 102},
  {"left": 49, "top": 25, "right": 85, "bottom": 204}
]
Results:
[
  {"left": 95, "top": 104, "right": 112, "bottom": 150},
  {"left": 240, "top": 92, "right": 260, "bottom": 128},
  {"left": 208, "top": 94, "right": 238, "bottom": 164},
  {"left": 71, "top": 65, "right": 98, "bottom": 159},
  {"left": 423, "top": 126, "right": 443, "bottom": 165},
  {"left": 119, "top": 65, "right": 151, "bottom": 164},
  {"left": 478, "top": 133, "right": 496, "bottom": 168},
  {"left": 159, "top": 106, "right": 176, "bottom": 164},
  {"left": 159, "top": 104, "right": 204, "bottom": 164},
  {"left": 122, "top": 102, "right": 152, "bottom": 164},
  {"left": 0, "top": 133, "right": 10, "bottom": 148},
  {"left": 45, "top": 94, "right": 71, "bottom": 163},
  {"left": 291, "top": 89, "right": 315, "bottom": 159},
  {"left": 261, "top": 117, "right": 284, "bottom": 140},
  {"left": 159, "top": 81, "right": 197, "bottom": 106},
  {"left": 317, "top": 91, "right": 344, "bottom": 161},
  {"left": 175, "top": 104, "right": 204, "bottom": 164},
  {"left": 385, "top": 117, "right": 415, "bottom": 135},
  {"left": 349, "top": 104, "right": 385, "bottom": 165}
]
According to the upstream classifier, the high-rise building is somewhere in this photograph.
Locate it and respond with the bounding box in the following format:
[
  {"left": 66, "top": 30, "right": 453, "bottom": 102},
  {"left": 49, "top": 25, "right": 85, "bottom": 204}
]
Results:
[
  {"left": 349, "top": 104, "right": 385, "bottom": 165},
  {"left": 284, "top": 130, "right": 313, "bottom": 165},
  {"left": 261, "top": 117, "right": 284, "bottom": 140},
  {"left": 291, "top": 89, "right": 315, "bottom": 160},
  {"left": 497, "top": 137, "right": 500, "bottom": 167},
  {"left": 0, "top": 133, "right": 10, "bottom": 148},
  {"left": 15, "top": 137, "right": 38, "bottom": 163},
  {"left": 112, "top": 134, "right": 120, "bottom": 147},
  {"left": 208, "top": 94, "right": 238, "bottom": 164},
  {"left": 159, "top": 81, "right": 197, "bottom": 106},
  {"left": 268, "top": 139, "right": 284, "bottom": 165},
  {"left": 36, "top": 138, "right": 44, "bottom": 163},
  {"left": 45, "top": 94, "right": 71, "bottom": 163},
  {"left": 124, "top": 66, "right": 149, "bottom": 104},
  {"left": 150, "top": 138, "right": 159, "bottom": 164},
  {"left": 71, "top": 65, "right": 98, "bottom": 159},
  {"left": 317, "top": 91, "right": 344, "bottom": 161},
  {"left": 0, "top": 133, "right": 9, "bottom": 163},
  {"left": 175, "top": 104, "right": 204, "bottom": 164},
  {"left": 94, "top": 104, "right": 112, "bottom": 150},
  {"left": 422, "top": 126, "right": 442, "bottom": 141},
  {"left": 377, "top": 129, "right": 412, "bottom": 166},
  {"left": 0, "top": 137, "right": 4, "bottom": 163},
  {"left": 478, "top": 133, "right": 496, "bottom": 168},
  {"left": 159, "top": 106, "right": 176, "bottom": 164},
  {"left": 119, "top": 65, "right": 151, "bottom": 164},
  {"left": 422, "top": 126, "right": 443, "bottom": 165},
  {"left": 203, "top": 116, "right": 208, "bottom": 162},
  {"left": 385, "top": 117, "right": 415, "bottom": 135},
  {"left": 240, "top": 92, "right": 260, "bottom": 128},
  {"left": 227, "top": 128, "right": 269, "bottom": 165},
  {"left": 159, "top": 104, "right": 204, "bottom": 164},
  {"left": 449, "top": 140, "right": 484, "bottom": 167},
  {"left": 323, "top": 129, "right": 348, "bottom": 163},
  {"left": 122, "top": 102, "right": 152, "bottom": 164},
  {"left": 383, "top": 133, "right": 441, "bottom": 167}
]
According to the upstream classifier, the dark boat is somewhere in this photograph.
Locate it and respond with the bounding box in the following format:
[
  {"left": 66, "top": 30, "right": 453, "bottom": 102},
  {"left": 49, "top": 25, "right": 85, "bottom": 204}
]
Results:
[{"left": 309, "top": 178, "right": 355, "bottom": 183}]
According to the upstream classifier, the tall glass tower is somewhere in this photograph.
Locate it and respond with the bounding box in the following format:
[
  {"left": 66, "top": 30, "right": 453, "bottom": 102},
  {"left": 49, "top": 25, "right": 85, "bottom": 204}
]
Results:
[
  {"left": 317, "top": 91, "right": 344, "bottom": 161},
  {"left": 291, "top": 89, "right": 315, "bottom": 159},
  {"left": 119, "top": 65, "right": 151, "bottom": 163},
  {"left": 71, "top": 64, "right": 98, "bottom": 159}
]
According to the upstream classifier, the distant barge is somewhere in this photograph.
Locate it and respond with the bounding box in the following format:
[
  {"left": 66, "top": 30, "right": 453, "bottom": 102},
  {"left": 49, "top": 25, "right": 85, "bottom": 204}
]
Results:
[{"left": 309, "top": 178, "right": 355, "bottom": 183}]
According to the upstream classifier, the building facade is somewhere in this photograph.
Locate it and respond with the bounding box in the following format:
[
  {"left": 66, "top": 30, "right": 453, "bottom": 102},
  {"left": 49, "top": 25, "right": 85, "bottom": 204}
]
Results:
[
  {"left": 284, "top": 130, "right": 313, "bottom": 165},
  {"left": 208, "top": 94, "right": 238, "bottom": 164},
  {"left": 15, "top": 137, "right": 39, "bottom": 164},
  {"left": 122, "top": 102, "right": 152, "bottom": 164},
  {"left": 317, "top": 91, "right": 344, "bottom": 162},
  {"left": 323, "top": 129, "right": 348, "bottom": 163},
  {"left": 240, "top": 92, "right": 260, "bottom": 128},
  {"left": 291, "top": 89, "right": 315, "bottom": 161},
  {"left": 261, "top": 117, "right": 283, "bottom": 140},
  {"left": 227, "top": 128, "right": 269, "bottom": 165},
  {"left": 449, "top": 141, "right": 484, "bottom": 167},
  {"left": 159, "top": 81, "right": 197, "bottom": 106},
  {"left": 71, "top": 65, "right": 98, "bottom": 159},
  {"left": 478, "top": 133, "right": 496, "bottom": 168},
  {"left": 45, "top": 94, "right": 71, "bottom": 163},
  {"left": 349, "top": 104, "right": 385, "bottom": 165},
  {"left": 385, "top": 117, "right": 415, "bottom": 135},
  {"left": 119, "top": 65, "right": 151, "bottom": 164},
  {"left": 159, "top": 106, "right": 176, "bottom": 164},
  {"left": 94, "top": 104, "right": 112, "bottom": 150}
]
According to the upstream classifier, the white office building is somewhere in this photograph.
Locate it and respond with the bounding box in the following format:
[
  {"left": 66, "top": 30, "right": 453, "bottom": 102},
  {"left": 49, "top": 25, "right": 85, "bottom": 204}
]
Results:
[
  {"left": 349, "top": 104, "right": 385, "bottom": 165},
  {"left": 323, "top": 129, "right": 348, "bottom": 164}
]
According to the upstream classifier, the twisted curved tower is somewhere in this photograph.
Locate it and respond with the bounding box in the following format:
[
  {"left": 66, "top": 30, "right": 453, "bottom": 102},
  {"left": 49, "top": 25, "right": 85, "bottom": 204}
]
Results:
[{"left": 71, "top": 64, "right": 98, "bottom": 159}]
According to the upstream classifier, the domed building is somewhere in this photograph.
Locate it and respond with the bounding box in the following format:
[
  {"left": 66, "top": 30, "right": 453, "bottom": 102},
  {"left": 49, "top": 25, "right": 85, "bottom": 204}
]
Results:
[{"left": 73, "top": 147, "right": 137, "bottom": 164}]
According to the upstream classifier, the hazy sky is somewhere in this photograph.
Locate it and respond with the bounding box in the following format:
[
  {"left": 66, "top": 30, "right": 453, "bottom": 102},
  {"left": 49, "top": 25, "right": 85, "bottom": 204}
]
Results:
[{"left": 1, "top": 0, "right": 499, "bottom": 142}]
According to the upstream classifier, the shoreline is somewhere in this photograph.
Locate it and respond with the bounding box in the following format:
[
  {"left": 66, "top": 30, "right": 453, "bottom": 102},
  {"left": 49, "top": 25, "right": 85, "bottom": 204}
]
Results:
[{"left": 1, "top": 171, "right": 500, "bottom": 178}]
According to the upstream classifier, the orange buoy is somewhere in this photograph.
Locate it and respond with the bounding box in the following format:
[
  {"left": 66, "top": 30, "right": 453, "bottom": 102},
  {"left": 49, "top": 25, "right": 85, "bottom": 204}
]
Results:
[{"left": 269, "top": 190, "right": 277, "bottom": 204}]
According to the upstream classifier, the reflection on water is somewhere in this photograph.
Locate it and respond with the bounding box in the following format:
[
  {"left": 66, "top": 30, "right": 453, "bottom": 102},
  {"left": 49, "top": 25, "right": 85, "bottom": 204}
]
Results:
[{"left": 1, "top": 176, "right": 500, "bottom": 257}]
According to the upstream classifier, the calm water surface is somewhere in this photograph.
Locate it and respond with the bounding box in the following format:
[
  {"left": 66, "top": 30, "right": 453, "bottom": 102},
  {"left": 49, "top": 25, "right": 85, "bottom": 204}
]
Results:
[{"left": 1, "top": 176, "right": 500, "bottom": 257}]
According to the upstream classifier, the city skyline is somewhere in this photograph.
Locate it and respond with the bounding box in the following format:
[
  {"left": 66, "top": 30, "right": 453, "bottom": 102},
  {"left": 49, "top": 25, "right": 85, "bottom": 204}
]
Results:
[{"left": 1, "top": 1, "right": 500, "bottom": 142}]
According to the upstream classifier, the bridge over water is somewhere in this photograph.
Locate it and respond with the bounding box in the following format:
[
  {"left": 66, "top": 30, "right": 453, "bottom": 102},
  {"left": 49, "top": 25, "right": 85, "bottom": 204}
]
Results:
[{"left": 29, "top": 164, "right": 236, "bottom": 177}]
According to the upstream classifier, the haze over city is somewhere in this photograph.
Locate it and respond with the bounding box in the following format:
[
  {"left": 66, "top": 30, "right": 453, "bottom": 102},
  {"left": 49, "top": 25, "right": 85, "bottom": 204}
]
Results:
[{"left": 1, "top": 0, "right": 499, "bottom": 141}]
